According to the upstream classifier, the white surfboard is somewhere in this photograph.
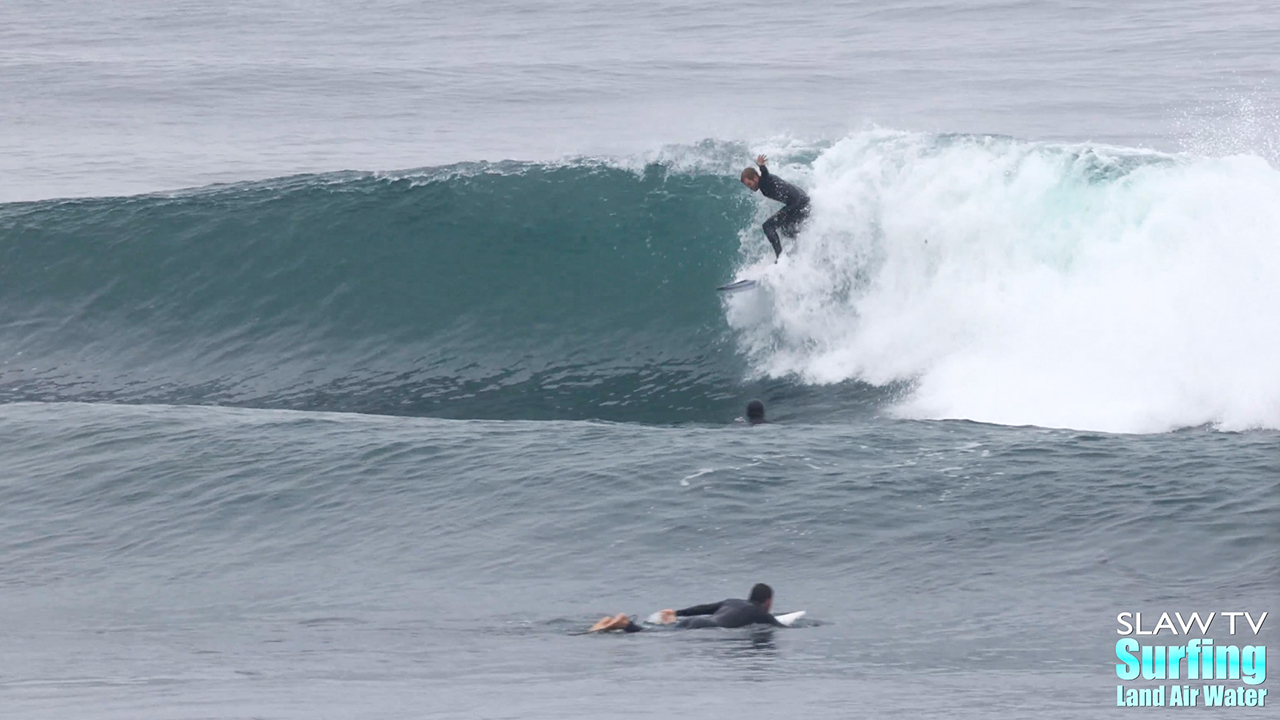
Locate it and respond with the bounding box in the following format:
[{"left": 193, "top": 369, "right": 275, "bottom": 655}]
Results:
[
  {"left": 716, "top": 278, "right": 758, "bottom": 292},
  {"left": 775, "top": 610, "right": 805, "bottom": 627}
]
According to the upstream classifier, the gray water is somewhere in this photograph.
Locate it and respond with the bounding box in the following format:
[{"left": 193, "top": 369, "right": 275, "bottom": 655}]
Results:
[
  {"left": 3, "top": 403, "right": 1276, "bottom": 718},
  {"left": 2, "top": 1, "right": 1278, "bottom": 718}
]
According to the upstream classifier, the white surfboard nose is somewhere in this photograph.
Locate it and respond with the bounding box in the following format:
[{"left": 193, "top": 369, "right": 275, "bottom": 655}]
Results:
[{"left": 775, "top": 610, "right": 805, "bottom": 627}]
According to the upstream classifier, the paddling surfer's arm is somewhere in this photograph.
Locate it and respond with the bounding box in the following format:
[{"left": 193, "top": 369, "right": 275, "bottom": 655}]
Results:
[
  {"left": 675, "top": 601, "right": 725, "bottom": 616},
  {"left": 647, "top": 603, "right": 722, "bottom": 624}
]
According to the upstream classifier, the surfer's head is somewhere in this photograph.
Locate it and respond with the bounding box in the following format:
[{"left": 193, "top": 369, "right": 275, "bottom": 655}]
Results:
[
  {"left": 746, "top": 399, "right": 765, "bottom": 424},
  {"left": 749, "top": 583, "right": 773, "bottom": 610},
  {"left": 740, "top": 167, "right": 760, "bottom": 191}
]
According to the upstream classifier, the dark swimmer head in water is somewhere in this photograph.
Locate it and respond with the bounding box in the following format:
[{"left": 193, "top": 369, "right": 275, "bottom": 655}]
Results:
[{"left": 746, "top": 399, "right": 766, "bottom": 424}]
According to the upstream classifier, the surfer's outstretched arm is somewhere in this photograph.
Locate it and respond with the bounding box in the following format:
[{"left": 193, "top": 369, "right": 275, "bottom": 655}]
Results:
[{"left": 675, "top": 601, "right": 725, "bottom": 617}]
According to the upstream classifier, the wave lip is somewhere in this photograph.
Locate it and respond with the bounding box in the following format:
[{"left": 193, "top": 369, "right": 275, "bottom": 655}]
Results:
[{"left": 726, "top": 130, "right": 1280, "bottom": 433}]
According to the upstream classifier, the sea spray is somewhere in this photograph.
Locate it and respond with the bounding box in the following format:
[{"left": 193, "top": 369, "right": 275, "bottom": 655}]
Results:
[{"left": 726, "top": 130, "right": 1280, "bottom": 433}]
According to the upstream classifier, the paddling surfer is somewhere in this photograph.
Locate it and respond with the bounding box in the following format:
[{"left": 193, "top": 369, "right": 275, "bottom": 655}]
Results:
[{"left": 589, "top": 583, "right": 784, "bottom": 632}]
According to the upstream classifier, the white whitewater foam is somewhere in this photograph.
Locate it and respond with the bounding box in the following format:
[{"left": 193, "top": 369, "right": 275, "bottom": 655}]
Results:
[{"left": 726, "top": 130, "right": 1280, "bottom": 433}]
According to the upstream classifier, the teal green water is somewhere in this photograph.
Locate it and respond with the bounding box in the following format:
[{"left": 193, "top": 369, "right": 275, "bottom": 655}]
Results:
[{"left": 1, "top": 160, "right": 769, "bottom": 421}]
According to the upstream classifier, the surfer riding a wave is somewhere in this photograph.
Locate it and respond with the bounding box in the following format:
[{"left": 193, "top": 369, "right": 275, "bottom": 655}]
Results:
[{"left": 741, "top": 155, "right": 811, "bottom": 258}]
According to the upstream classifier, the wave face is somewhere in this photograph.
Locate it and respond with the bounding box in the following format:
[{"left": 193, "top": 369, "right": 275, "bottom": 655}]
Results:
[
  {"left": 0, "top": 160, "right": 764, "bottom": 422},
  {"left": 4, "top": 131, "right": 1279, "bottom": 431},
  {"left": 728, "top": 131, "right": 1280, "bottom": 433}
]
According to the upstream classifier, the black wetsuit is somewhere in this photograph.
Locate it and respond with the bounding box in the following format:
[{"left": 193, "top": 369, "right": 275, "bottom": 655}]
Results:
[
  {"left": 757, "top": 165, "right": 810, "bottom": 257},
  {"left": 621, "top": 598, "right": 783, "bottom": 632},
  {"left": 675, "top": 598, "right": 785, "bottom": 629}
]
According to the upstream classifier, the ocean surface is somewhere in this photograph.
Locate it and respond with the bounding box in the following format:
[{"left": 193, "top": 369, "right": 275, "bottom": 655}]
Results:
[{"left": 2, "top": 1, "right": 1278, "bottom": 718}]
